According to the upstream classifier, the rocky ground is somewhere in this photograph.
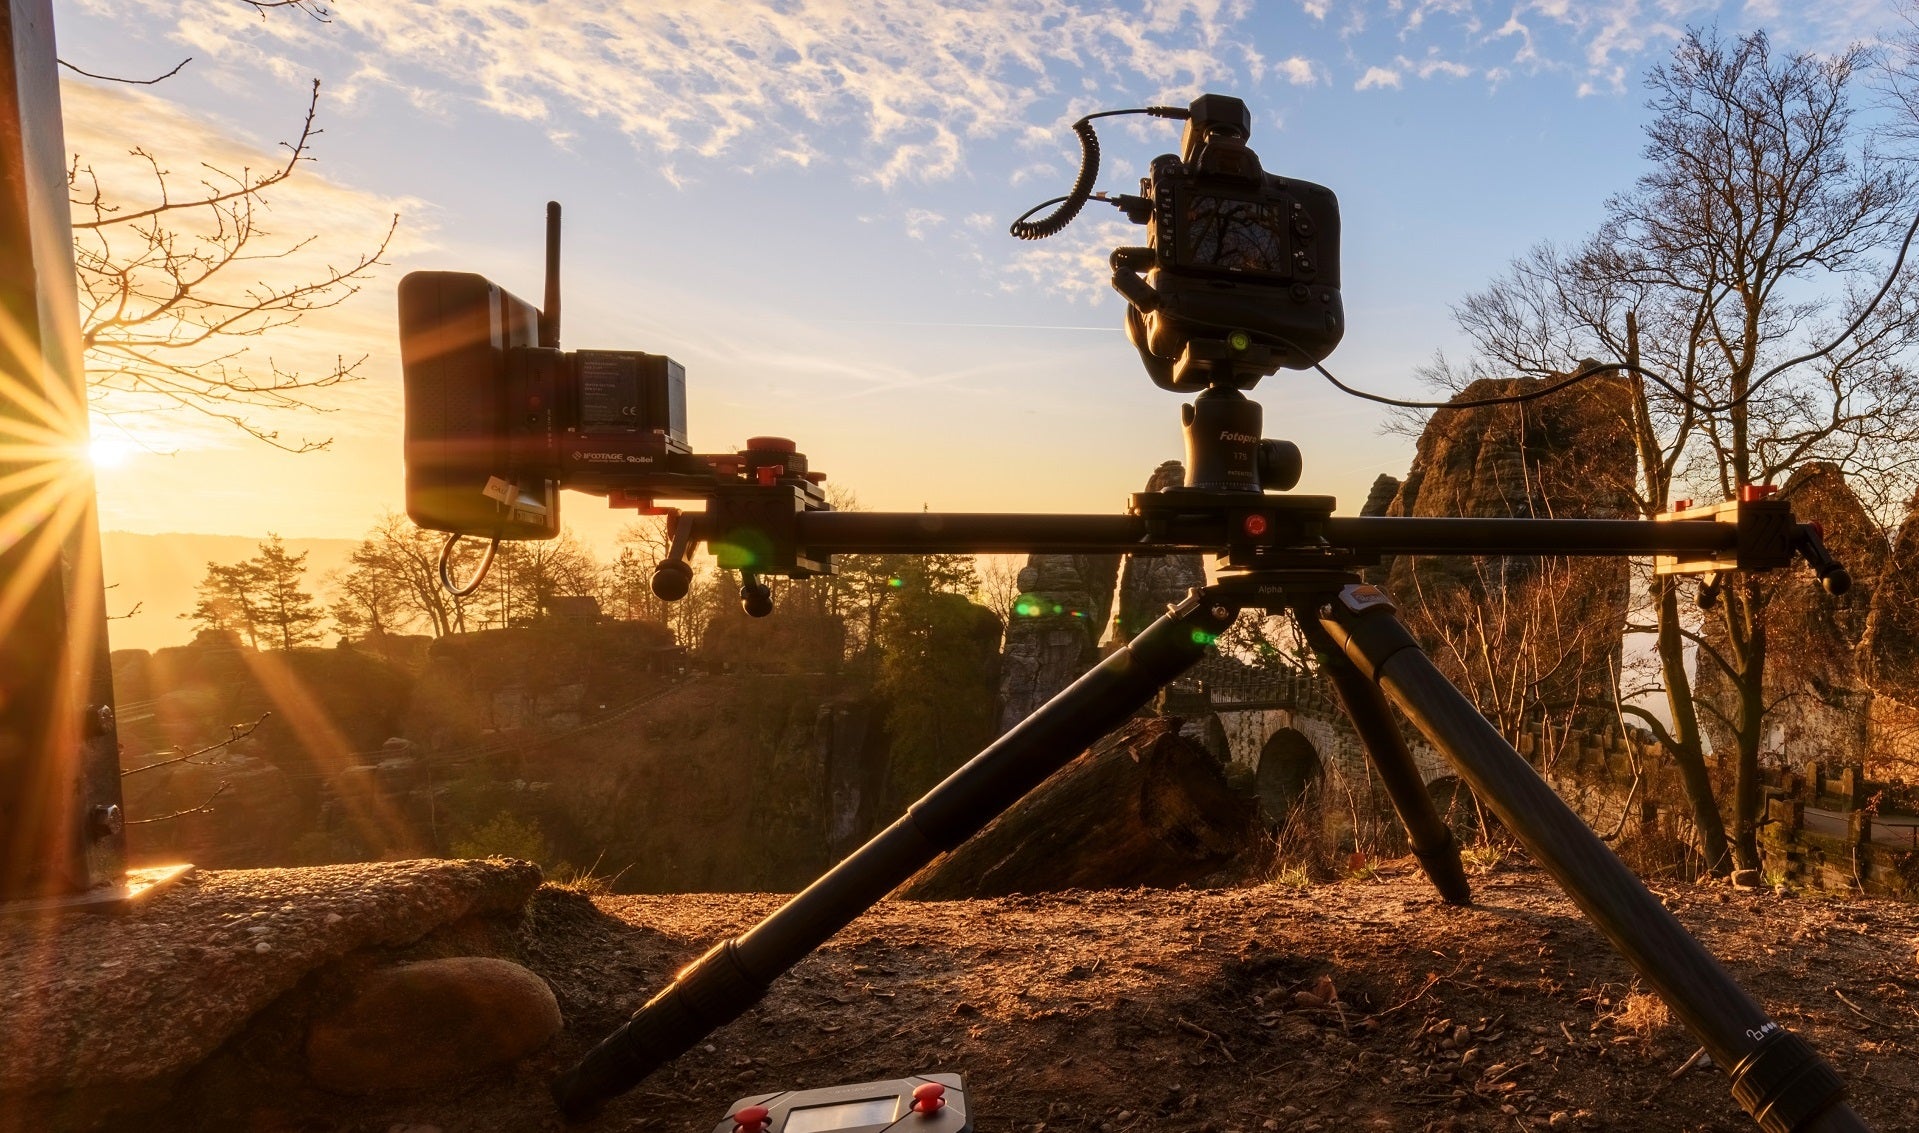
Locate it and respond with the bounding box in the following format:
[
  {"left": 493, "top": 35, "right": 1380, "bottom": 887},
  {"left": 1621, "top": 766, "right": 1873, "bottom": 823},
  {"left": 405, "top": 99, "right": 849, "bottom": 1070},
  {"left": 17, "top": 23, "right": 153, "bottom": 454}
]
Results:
[{"left": 101, "top": 855, "right": 1919, "bottom": 1133}]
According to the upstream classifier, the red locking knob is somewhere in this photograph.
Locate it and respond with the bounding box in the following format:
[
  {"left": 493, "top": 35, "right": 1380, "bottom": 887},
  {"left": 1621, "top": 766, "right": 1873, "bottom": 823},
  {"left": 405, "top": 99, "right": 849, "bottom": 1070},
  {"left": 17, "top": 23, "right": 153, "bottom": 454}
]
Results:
[
  {"left": 911, "top": 1081, "right": 946, "bottom": 1114},
  {"left": 733, "top": 1104, "right": 771, "bottom": 1132}
]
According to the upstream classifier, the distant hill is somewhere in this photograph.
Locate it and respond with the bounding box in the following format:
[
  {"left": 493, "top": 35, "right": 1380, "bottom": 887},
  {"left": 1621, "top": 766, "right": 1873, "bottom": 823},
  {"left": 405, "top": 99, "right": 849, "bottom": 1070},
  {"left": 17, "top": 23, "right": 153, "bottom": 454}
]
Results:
[{"left": 101, "top": 532, "right": 361, "bottom": 653}]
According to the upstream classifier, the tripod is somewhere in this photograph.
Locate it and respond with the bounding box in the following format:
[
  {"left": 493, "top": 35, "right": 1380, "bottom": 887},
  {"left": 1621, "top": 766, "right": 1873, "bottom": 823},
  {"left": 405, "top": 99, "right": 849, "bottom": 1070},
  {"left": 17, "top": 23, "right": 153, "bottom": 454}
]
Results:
[{"left": 552, "top": 381, "right": 1868, "bottom": 1133}]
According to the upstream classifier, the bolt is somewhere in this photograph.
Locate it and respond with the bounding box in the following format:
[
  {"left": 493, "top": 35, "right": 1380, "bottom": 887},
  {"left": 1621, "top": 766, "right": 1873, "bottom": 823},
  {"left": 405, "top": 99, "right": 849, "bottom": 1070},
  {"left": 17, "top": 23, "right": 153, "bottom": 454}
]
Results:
[
  {"left": 88, "top": 804, "right": 124, "bottom": 840},
  {"left": 82, "top": 704, "right": 115, "bottom": 738},
  {"left": 1210, "top": 605, "right": 1232, "bottom": 621}
]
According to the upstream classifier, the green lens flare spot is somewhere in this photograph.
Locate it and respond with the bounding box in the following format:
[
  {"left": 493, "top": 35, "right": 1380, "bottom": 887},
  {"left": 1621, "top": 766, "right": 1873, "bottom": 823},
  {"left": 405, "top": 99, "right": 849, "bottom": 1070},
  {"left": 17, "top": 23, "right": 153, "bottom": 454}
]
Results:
[
  {"left": 887, "top": 577, "right": 904, "bottom": 589},
  {"left": 712, "top": 528, "right": 772, "bottom": 570},
  {"left": 1190, "top": 629, "right": 1219, "bottom": 646},
  {"left": 1228, "top": 330, "right": 1252, "bottom": 351}
]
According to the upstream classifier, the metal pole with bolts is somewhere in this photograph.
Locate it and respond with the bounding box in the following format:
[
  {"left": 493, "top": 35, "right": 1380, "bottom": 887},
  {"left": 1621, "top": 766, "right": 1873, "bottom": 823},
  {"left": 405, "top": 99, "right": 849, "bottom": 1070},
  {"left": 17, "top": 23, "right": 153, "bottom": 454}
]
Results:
[{"left": 0, "top": 0, "right": 188, "bottom": 911}]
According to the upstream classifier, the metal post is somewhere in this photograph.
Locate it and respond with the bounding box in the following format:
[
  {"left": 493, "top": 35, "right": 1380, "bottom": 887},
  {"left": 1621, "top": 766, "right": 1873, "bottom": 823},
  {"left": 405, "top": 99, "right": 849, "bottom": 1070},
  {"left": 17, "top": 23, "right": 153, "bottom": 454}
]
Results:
[{"left": 0, "top": 0, "right": 181, "bottom": 908}]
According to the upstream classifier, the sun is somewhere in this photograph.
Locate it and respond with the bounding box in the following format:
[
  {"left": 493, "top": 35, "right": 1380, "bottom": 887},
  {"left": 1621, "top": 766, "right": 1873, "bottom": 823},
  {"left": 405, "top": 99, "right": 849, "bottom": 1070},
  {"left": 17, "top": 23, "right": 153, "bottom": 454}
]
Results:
[{"left": 87, "top": 435, "right": 134, "bottom": 469}]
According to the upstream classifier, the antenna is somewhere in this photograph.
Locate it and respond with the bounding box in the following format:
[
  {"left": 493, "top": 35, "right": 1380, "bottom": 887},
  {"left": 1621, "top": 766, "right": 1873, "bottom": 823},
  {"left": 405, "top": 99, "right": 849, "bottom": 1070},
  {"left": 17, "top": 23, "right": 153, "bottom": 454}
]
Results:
[{"left": 541, "top": 200, "right": 562, "bottom": 349}]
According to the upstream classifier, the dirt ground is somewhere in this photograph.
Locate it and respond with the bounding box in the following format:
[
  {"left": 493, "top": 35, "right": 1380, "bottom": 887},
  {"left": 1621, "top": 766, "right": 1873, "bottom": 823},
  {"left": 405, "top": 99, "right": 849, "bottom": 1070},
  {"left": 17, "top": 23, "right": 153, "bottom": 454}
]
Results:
[{"left": 160, "top": 857, "right": 1919, "bottom": 1133}]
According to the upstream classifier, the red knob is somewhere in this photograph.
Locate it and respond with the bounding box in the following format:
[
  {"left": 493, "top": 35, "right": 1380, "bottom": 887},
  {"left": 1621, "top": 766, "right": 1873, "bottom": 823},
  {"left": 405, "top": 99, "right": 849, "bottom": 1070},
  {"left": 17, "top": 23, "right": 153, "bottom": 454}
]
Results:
[
  {"left": 734, "top": 1104, "right": 771, "bottom": 1132},
  {"left": 911, "top": 1082, "right": 946, "bottom": 1114}
]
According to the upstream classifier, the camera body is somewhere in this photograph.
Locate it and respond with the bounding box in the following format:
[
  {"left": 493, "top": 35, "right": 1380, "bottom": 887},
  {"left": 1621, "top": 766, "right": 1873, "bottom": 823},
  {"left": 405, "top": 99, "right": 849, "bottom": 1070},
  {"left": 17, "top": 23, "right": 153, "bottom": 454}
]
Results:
[{"left": 1119, "top": 94, "right": 1344, "bottom": 390}]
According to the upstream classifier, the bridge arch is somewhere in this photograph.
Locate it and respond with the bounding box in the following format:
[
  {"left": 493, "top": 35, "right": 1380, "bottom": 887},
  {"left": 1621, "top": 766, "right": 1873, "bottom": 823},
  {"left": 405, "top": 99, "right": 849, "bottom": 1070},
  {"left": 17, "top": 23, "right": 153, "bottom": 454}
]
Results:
[
  {"left": 1426, "top": 775, "right": 1481, "bottom": 838},
  {"left": 1254, "top": 727, "right": 1324, "bottom": 824}
]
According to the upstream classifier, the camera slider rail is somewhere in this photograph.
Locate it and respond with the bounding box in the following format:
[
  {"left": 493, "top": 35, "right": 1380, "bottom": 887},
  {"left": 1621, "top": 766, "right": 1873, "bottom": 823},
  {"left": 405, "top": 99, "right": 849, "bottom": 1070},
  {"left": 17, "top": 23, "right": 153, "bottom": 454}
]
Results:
[{"left": 660, "top": 486, "right": 1847, "bottom": 615}]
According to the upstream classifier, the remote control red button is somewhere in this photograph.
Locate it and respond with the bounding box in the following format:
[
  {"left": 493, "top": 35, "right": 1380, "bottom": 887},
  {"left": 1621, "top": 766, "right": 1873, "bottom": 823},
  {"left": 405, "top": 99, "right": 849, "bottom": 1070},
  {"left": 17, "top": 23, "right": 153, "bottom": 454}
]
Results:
[
  {"left": 911, "top": 1082, "right": 946, "bottom": 1114},
  {"left": 734, "top": 1104, "right": 771, "bottom": 1132}
]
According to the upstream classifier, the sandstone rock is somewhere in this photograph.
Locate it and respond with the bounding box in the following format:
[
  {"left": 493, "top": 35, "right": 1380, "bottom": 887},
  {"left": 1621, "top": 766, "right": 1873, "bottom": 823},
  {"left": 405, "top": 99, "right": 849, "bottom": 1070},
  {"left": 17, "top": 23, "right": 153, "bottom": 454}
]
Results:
[
  {"left": 0, "top": 858, "right": 542, "bottom": 1097},
  {"left": 1699, "top": 462, "right": 1885, "bottom": 768},
  {"left": 1861, "top": 490, "right": 1919, "bottom": 705},
  {"left": 1112, "top": 461, "right": 1207, "bottom": 645},
  {"left": 996, "top": 552, "right": 1120, "bottom": 734},
  {"left": 1359, "top": 473, "right": 1400, "bottom": 518},
  {"left": 1378, "top": 372, "right": 1635, "bottom": 727},
  {"left": 306, "top": 957, "right": 561, "bottom": 1093}
]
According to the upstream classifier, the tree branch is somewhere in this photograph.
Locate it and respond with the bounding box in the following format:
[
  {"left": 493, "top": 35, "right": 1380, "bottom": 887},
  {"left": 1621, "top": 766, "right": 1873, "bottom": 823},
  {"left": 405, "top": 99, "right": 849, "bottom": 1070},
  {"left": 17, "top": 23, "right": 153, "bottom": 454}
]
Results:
[
  {"left": 58, "top": 57, "right": 192, "bottom": 85},
  {"left": 122, "top": 712, "right": 270, "bottom": 776},
  {"left": 127, "top": 782, "right": 230, "bottom": 824}
]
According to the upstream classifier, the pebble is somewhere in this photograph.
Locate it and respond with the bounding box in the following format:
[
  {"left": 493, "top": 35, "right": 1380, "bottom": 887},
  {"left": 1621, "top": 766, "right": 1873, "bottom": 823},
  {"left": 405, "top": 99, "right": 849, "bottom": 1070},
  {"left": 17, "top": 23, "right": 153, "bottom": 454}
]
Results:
[{"left": 254, "top": 942, "right": 272, "bottom": 953}]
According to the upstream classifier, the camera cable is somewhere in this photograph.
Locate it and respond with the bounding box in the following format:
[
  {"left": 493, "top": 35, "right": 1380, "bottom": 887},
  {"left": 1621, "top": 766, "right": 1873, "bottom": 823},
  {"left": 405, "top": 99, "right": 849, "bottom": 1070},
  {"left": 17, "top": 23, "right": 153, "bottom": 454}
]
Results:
[
  {"left": 438, "top": 532, "right": 499, "bottom": 598},
  {"left": 1009, "top": 106, "right": 1189, "bottom": 241}
]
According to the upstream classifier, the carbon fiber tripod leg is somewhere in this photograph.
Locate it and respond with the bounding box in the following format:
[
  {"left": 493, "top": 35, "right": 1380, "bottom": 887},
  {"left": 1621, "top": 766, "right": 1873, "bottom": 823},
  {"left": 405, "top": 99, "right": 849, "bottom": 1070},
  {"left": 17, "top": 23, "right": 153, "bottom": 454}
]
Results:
[
  {"left": 1299, "top": 617, "right": 1472, "bottom": 905},
  {"left": 1317, "top": 583, "right": 1867, "bottom": 1133},
  {"left": 551, "top": 594, "right": 1236, "bottom": 1120}
]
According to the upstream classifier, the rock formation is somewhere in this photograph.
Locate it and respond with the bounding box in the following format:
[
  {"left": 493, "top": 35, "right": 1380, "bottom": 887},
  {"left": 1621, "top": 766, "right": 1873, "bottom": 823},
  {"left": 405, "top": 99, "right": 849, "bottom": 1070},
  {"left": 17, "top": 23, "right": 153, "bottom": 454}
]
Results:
[
  {"left": 1359, "top": 472, "right": 1400, "bottom": 518},
  {"left": 1110, "top": 460, "right": 1208, "bottom": 644},
  {"left": 995, "top": 552, "right": 1120, "bottom": 735},
  {"left": 898, "top": 717, "right": 1256, "bottom": 898},
  {"left": 1698, "top": 462, "right": 1888, "bottom": 769},
  {"left": 1377, "top": 372, "right": 1636, "bottom": 734},
  {"left": 0, "top": 858, "right": 541, "bottom": 1109}
]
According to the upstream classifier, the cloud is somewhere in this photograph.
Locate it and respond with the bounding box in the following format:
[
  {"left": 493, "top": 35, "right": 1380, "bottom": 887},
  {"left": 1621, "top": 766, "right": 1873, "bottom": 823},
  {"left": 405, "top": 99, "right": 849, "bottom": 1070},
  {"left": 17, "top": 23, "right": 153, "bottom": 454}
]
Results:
[
  {"left": 1395, "top": 52, "right": 1474, "bottom": 80},
  {"left": 1000, "top": 216, "right": 1139, "bottom": 303},
  {"left": 1398, "top": 0, "right": 1480, "bottom": 38},
  {"left": 106, "top": 0, "right": 1905, "bottom": 189},
  {"left": 903, "top": 208, "right": 947, "bottom": 239},
  {"left": 1355, "top": 66, "right": 1403, "bottom": 90},
  {"left": 131, "top": 0, "right": 1270, "bottom": 190},
  {"left": 1276, "top": 56, "right": 1322, "bottom": 85}
]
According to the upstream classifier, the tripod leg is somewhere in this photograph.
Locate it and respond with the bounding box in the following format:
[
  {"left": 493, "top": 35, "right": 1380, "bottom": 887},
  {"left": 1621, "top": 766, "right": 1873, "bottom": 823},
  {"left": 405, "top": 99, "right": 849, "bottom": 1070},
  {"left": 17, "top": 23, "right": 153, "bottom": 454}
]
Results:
[
  {"left": 551, "top": 594, "right": 1237, "bottom": 1120},
  {"left": 1299, "top": 618, "right": 1471, "bottom": 905},
  {"left": 1317, "top": 585, "right": 1867, "bottom": 1133}
]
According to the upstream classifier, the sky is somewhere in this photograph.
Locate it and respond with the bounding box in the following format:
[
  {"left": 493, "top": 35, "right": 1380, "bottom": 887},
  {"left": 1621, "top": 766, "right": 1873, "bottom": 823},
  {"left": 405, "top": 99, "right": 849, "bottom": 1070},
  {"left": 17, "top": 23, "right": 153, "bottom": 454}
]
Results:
[{"left": 48, "top": 0, "right": 1914, "bottom": 556}]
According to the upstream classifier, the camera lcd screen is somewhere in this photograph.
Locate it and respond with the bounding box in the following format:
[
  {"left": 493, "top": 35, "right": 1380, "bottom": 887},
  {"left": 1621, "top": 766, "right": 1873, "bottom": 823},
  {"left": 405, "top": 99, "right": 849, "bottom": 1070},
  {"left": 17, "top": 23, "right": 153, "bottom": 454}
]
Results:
[
  {"left": 1180, "top": 193, "right": 1289, "bottom": 275},
  {"left": 782, "top": 1096, "right": 900, "bottom": 1132}
]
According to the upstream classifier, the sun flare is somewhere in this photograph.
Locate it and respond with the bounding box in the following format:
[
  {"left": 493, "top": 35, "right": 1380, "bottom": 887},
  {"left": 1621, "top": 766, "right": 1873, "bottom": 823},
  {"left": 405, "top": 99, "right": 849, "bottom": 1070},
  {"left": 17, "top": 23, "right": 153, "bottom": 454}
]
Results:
[{"left": 87, "top": 436, "right": 133, "bottom": 469}]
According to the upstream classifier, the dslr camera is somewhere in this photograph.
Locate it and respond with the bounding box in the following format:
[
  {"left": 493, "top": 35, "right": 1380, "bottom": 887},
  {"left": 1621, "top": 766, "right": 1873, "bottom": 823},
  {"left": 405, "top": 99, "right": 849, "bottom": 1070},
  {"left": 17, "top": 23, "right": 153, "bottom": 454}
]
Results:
[{"left": 1109, "top": 93, "right": 1345, "bottom": 391}]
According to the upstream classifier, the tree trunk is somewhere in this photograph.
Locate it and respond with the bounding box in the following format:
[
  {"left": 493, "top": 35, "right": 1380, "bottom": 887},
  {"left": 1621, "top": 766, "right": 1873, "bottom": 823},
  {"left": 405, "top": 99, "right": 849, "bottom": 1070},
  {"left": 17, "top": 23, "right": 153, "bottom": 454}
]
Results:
[
  {"left": 1654, "top": 575, "right": 1733, "bottom": 875},
  {"left": 1729, "top": 580, "right": 1767, "bottom": 872},
  {"left": 897, "top": 717, "right": 1257, "bottom": 900}
]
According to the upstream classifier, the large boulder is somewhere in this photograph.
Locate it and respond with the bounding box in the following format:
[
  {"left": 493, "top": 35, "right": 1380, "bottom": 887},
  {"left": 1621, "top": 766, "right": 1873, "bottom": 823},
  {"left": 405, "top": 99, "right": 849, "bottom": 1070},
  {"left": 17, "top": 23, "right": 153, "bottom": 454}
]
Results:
[
  {"left": 0, "top": 859, "right": 542, "bottom": 1101},
  {"left": 306, "top": 957, "right": 561, "bottom": 1093},
  {"left": 1738, "top": 464, "right": 1886, "bottom": 767}
]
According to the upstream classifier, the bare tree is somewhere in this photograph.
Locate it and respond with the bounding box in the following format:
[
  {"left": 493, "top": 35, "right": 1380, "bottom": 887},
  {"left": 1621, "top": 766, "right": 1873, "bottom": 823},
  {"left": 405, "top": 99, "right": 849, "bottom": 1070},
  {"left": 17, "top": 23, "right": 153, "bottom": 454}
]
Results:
[
  {"left": 1439, "top": 29, "right": 1919, "bottom": 874},
  {"left": 1404, "top": 554, "right": 1624, "bottom": 766},
  {"left": 331, "top": 512, "right": 488, "bottom": 639},
  {"left": 66, "top": 12, "right": 394, "bottom": 450},
  {"left": 972, "top": 554, "right": 1023, "bottom": 637},
  {"left": 602, "top": 518, "right": 722, "bottom": 648}
]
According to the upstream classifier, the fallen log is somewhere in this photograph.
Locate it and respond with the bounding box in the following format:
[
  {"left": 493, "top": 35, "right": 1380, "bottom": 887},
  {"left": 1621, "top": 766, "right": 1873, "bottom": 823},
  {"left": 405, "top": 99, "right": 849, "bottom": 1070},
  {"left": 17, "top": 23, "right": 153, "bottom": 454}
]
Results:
[{"left": 897, "top": 716, "right": 1258, "bottom": 900}]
